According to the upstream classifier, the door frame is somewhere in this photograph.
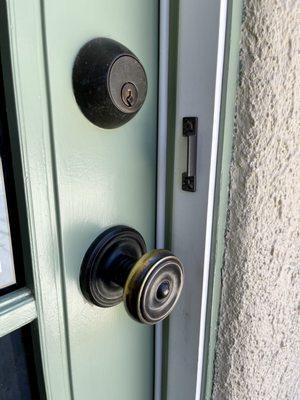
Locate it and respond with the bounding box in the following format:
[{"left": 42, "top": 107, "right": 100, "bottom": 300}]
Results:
[
  {"left": 1, "top": 0, "right": 71, "bottom": 397},
  {"left": 0, "top": 0, "right": 242, "bottom": 399},
  {"left": 156, "top": 0, "right": 242, "bottom": 399}
]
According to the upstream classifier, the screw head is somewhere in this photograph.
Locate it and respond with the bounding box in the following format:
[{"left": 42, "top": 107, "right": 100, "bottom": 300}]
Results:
[
  {"left": 183, "top": 120, "right": 194, "bottom": 135},
  {"left": 121, "top": 82, "right": 138, "bottom": 108}
]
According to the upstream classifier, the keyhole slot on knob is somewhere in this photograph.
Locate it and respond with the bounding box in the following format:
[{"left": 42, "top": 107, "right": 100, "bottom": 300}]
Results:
[
  {"left": 156, "top": 281, "right": 170, "bottom": 300},
  {"left": 80, "top": 226, "right": 184, "bottom": 325}
]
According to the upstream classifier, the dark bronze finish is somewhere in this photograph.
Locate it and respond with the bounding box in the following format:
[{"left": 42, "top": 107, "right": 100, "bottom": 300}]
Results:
[
  {"left": 80, "top": 226, "right": 184, "bottom": 324},
  {"left": 156, "top": 281, "right": 170, "bottom": 300},
  {"left": 182, "top": 116, "right": 198, "bottom": 192},
  {"left": 72, "top": 38, "right": 147, "bottom": 129}
]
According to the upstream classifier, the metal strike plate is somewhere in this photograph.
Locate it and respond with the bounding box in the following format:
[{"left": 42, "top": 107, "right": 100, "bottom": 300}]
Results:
[{"left": 182, "top": 117, "right": 197, "bottom": 192}]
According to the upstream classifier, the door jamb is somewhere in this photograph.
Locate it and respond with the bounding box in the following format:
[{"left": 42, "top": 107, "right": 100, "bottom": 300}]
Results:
[{"left": 158, "top": 1, "right": 239, "bottom": 399}]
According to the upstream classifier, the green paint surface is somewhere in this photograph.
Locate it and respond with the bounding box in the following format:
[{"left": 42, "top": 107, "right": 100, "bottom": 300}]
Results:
[
  {"left": 41, "top": 1, "right": 158, "bottom": 399},
  {"left": 2, "top": 0, "right": 158, "bottom": 397},
  {"left": 5, "top": 0, "right": 160, "bottom": 398}
]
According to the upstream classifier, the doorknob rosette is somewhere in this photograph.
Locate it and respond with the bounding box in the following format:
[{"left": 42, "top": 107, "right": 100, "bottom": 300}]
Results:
[{"left": 80, "top": 226, "right": 184, "bottom": 324}]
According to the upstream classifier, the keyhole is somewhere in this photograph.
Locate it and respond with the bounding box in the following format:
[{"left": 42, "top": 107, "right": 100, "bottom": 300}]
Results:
[
  {"left": 126, "top": 89, "right": 133, "bottom": 107},
  {"left": 121, "top": 82, "right": 138, "bottom": 109}
]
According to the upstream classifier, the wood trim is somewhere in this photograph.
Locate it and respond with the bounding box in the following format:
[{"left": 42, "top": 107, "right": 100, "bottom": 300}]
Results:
[
  {"left": 0, "top": 288, "right": 37, "bottom": 338},
  {"left": 0, "top": 1, "right": 72, "bottom": 398}
]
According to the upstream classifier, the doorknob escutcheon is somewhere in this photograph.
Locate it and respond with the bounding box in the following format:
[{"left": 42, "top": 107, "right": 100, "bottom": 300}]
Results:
[{"left": 80, "top": 226, "right": 184, "bottom": 324}]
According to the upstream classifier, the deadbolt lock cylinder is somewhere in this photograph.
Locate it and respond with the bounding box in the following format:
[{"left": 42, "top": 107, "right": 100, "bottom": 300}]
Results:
[{"left": 72, "top": 38, "right": 147, "bottom": 129}]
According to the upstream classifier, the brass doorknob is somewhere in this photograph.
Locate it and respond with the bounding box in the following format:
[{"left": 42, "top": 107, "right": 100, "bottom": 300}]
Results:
[{"left": 80, "top": 226, "right": 184, "bottom": 324}]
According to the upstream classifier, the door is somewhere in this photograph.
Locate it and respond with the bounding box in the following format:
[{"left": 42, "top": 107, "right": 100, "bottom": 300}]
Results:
[
  {"left": 39, "top": 2, "right": 158, "bottom": 399},
  {"left": 1, "top": 0, "right": 159, "bottom": 399},
  {"left": 0, "top": 0, "right": 235, "bottom": 399}
]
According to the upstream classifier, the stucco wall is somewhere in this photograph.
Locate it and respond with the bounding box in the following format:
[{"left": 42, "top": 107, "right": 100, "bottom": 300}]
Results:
[{"left": 212, "top": 1, "right": 300, "bottom": 399}]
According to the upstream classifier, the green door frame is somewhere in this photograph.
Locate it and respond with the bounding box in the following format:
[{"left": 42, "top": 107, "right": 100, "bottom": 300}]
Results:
[{"left": 1, "top": 0, "right": 72, "bottom": 397}]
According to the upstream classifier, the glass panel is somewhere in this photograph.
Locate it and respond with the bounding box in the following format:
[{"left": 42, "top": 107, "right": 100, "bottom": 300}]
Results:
[
  {"left": 0, "top": 155, "right": 16, "bottom": 289},
  {"left": 0, "top": 326, "right": 40, "bottom": 399},
  {"left": 0, "top": 60, "right": 21, "bottom": 294}
]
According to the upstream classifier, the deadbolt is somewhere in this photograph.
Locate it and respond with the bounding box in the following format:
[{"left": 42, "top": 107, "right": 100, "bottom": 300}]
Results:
[
  {"left": 72, "top": 38, "right": 147, "bottom": 129},
  {"left": 80, "top": 226, "right": 184, "bottom": 324}
]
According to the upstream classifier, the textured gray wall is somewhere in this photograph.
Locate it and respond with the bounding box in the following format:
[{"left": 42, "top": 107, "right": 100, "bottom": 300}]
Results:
[{"left": 212, "top": 1, "right": 300, "bottom": 399}]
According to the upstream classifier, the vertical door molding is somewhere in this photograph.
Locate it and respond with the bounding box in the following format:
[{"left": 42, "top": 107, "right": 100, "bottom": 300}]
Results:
[
  {"left": 1, "top": 1, "right": 72, "bottom": 398},
  {"left": 155, "top": 0, "right": 171, "bottom": 399}
]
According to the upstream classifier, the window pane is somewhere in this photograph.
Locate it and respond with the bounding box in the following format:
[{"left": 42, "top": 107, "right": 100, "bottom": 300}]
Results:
[
  {"left": 0, "top": 60, "right": 25, "bottom": 295},
  {"left": 0, "top": 156, "right": 16, "bottom": 289},
  {"left": 0, "top": 326, "right": 41, "bottom": 400}
]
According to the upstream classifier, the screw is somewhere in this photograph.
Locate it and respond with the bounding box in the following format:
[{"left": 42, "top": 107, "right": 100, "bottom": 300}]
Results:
[
  {"left": 183, "top": 117, "right": 197, "bottom": 137},
  {"left": 121, "top": 82, "right": 138, "bottom": 108},
  {"left": 183, "top": 119, "right": 194, "bottom": 135}
]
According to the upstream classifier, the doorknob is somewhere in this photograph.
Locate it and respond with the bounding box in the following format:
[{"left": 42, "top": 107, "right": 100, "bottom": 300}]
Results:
[
  {"left": 72, "top": 38, "right": 147, "bottom": 129},
  {"left": 80, "top": 226, "right": 184, "bottom": 324}
]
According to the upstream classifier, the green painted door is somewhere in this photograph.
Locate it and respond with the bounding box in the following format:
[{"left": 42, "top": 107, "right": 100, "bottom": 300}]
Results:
[
  {"left": 2, "top": 0, "right": 158, "bottom": 399},
  {"left": 43, "top": 1, "right": 158, "bottom": 399}
]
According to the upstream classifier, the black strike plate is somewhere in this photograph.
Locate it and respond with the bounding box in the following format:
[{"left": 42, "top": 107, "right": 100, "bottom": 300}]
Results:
[{"left": 182, "top": 117, "right": 197, "bottom": 192}]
